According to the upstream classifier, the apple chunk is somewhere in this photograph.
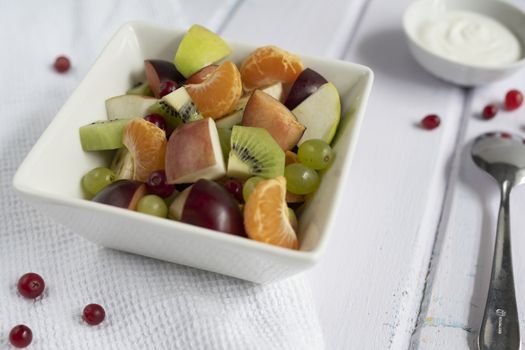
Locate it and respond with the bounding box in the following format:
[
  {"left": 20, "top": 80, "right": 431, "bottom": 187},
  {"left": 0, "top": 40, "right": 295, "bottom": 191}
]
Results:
[
  {"left": 292, "top": 82, "right": 341, "bottom": 145},
  {"left": 242, "top": 90, "right": 305, "bottom": 151},
  {"left": 165, "top": 118, "right": 225, "bottom": 184},
  {"left": 174, "top": 25, "right": 231, "bottom": 78}
]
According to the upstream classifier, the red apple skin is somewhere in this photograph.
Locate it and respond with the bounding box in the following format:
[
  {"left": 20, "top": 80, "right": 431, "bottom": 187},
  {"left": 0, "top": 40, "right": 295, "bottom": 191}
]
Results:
[
  {"left": 144, "top": 60, "right": 185, "bottom": 98},
  {"left": 185, "top": 64, "right": 219, "bottom": 85},
  {"left": 181, "top": 179, "right": 246, "bottom": 237},
  {"left": 284, "top": 68, "right": 328, "bottom": 110},
  {"left": 242, "top": 90, "right": 305, "bottom": 151},
  {"left": 92, "top": 180, "right": 146, "bottom": 210},
  {"left": 165, "top": 118, "right": 220, "bottom": 184}
]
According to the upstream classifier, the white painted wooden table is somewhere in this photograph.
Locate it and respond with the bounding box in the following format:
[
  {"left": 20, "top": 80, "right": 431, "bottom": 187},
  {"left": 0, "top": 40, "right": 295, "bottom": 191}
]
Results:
[{"left": 6, "top": 0, "right": 525, "bottom": 349}]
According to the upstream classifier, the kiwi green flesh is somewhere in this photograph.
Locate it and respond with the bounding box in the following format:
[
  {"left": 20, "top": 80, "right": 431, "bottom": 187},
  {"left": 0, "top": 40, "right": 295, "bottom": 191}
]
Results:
[
  {"left": 217, "top": 127, "right": 232, "bottom": 161},
  {"left": 227, "top": 126, "right": 285, "bottom": 179},
  {"left": 147, "top": 101, "right": 182, "bottom": 130},
  {"left": 162, "top": 87, "right": 203, "bottom": 124},
  {"left": 126, "top": 82, "right": 154, "bottom": 96},
  {"left": 79, "top": 119, "right": 132, "bottom": 151}
]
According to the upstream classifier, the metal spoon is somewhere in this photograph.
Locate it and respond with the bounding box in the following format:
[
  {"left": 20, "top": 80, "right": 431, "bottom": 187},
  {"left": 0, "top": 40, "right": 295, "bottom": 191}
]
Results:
[{"left": 472, "top": 132, "right": 525, "bottom": 350}]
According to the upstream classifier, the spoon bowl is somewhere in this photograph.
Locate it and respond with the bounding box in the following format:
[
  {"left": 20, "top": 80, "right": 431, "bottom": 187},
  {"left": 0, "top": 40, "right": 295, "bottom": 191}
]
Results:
[
  {"left": 472, "top": 132, "right": 525, "bottom": 185},
  {"left": 471, "top": 132, "right": 525, "bottom": 350}
]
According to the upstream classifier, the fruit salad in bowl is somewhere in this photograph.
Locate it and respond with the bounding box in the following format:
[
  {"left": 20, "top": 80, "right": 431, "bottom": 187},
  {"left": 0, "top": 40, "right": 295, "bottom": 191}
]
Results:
[{"left": 13, "top": 22, "right": 373, "bottom": 283}]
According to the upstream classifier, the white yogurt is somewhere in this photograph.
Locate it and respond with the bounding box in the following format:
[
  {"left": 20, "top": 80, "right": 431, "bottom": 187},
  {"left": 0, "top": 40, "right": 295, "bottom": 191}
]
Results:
[{"left": 417, "top": 10, "right": 522, "bottom": 67}]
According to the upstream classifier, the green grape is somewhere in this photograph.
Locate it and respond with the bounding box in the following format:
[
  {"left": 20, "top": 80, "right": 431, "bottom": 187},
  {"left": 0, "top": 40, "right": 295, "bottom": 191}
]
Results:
[
  {"left": 284, "top": 163, "right": 319, "bottom": 195},
  {"left": 297, "top": 139, "right": 335, "bottom": 170},
  {"left": 137, "top": 195, "right": 168, "bottom": 218},
  {"left": 82, "top": 167, "right": 116, "bottom": 197},
  {"left": 242, "top": 176, "right": 265, "bottom": 202}
]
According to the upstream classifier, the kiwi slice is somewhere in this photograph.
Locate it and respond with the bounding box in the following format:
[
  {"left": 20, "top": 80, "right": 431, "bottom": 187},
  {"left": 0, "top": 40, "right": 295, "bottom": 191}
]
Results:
[
  {"left": 105, "top": 95, "right": 158, "bottom": 120},
  {"left": 126, "top": 82, "right": 154, "bottom": 97},
  {"left": 79, "top": 119, "right": 133, "bottom": 151},
  {"left": 217, "top": 127, "right": 232, "bottom": 161},
  {"left": 227, "top": 126, "right": 285, "bottom": 179},
  {"left": 162, "top": 87, "right": 203, "bottom": 123},
  {"left": 110, "top": 147, "right": 135, "bottom": 180},
  {"left": 147, "top": 100, "right": 182, "bottom": 131}
]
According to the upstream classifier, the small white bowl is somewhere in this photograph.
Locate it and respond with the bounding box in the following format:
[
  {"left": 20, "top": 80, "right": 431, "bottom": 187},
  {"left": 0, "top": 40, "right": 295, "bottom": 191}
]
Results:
[
  {"left": 12, "top": 22, "right": 373, "bottom": 283},
  {"left": 403, "top": 0, "right": 525, "bottom": 86}
]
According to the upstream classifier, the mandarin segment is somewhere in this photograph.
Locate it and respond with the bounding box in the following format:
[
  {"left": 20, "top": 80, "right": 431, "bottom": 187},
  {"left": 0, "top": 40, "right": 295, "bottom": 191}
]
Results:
[
  {"left": 185, "top": 61, "right": 242, "bottom": 119},
  {"left": 122, "top": 118, "right": 167, "bottom": 182},
  {"left": 244, "top": 176, "right": 298, "bottom": 249},
  {"left": 240, "top": 46, "right": 304, "bottom": 91}
]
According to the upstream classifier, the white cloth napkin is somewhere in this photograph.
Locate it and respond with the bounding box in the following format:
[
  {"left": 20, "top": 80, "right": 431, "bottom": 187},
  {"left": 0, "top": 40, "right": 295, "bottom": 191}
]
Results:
[{"left": 0, "top": 1, "right": 324, "bottom": 349}]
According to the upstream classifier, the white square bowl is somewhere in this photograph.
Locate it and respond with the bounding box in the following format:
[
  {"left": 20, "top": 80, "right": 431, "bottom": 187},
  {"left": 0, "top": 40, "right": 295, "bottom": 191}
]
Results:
[{"left": 13, "top": 21, "right": 373, "bottom": 283}]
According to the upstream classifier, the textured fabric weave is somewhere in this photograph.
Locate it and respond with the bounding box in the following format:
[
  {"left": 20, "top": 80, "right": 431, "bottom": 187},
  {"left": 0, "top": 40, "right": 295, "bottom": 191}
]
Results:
[{"left": 0, "top": 1, "right": 324, "bottom": 349}]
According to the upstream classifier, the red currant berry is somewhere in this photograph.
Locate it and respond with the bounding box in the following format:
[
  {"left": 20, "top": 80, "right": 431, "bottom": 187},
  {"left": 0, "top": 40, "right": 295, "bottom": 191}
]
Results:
[
  {"left": 9, "top": 325, "right": 32, "bottom": 348},
  {"left": 17, "top": 272, "right": 45, "bottom": 299},
  {"left": 83, "top": 303, "right": 106, "bottom": 325},
  {"left": 504, "top": 89, "right": 523, "bottom": 111},
  {"left": 223, "top": 179, "right": 244, "bottom": 202},
  {"left": 146, "top": 170, "right": 174, "bottom": 198},
  {"left": 159, "top": 80, "right": 178, "bottom": 97},
  {"left": 144, "top": 114, "right": 167, "bottom": 131},
  {"left": 482, "top": 104, "right": 498, "bottom": 119},
  {"left": 501, "top": 132, "right": 512, "bottom": 139},
  {"left": 420, "top": 114, "right": 440, "bottom": 130},
  {"left": 53, "top": 55, "right": 71, "bottom": 73}
]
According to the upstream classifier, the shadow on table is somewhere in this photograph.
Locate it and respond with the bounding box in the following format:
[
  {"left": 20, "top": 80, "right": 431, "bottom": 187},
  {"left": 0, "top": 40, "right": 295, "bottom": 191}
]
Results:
[{"left": 355, "top": 27, "right": 441, "bottom": 86}]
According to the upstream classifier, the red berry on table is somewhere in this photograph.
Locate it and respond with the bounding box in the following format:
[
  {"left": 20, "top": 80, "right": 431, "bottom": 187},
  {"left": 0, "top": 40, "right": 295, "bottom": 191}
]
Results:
[
  {"left": 83, "top": 303, "right": 106, "bottom": 325},
  {"left": 53, "top": 55, "right": 71, "bottom": 73},
  {"left": 17, "top": 272, "right": 45, "bottom": 299},
  {"left": 504, "top": 89, "right": 523, "bottom": 111},
  {"left": 420, "top": 114, "right": 440, "bottom": 130},
  {"left": 482, "top": 104, "right": 498, "bottom": 119},
  {"left": 9, "top": 325, "right": 32, "bottom": 348}
]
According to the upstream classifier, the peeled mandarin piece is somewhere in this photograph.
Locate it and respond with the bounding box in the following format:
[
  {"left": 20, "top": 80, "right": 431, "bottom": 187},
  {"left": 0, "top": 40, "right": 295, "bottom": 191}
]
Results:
[
  {"left": 240, "top": 46, "right": 303, "bottom": 91},
  {"left": 244, "top": 176, "right": 298, "bottom": 249},
  {"left": 185, "top": 61, "right": 242, "bottom": 119},
  {"left": 122, "top": 118, "right": 167, "bottom": 182}
]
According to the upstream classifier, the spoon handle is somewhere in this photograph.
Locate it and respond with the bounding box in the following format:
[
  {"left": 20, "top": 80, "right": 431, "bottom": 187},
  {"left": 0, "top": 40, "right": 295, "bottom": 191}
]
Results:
[{"left": 479, "top": 184, "right": 520, "bottom": 350}]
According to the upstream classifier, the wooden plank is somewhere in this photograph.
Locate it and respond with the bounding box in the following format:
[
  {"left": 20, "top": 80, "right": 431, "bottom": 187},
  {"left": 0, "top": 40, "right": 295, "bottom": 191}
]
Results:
[
  {"left": 220, "top": 0, "right": 369, "bottom": 58},
  {"left": 305, "top": 0, "right": 470, "bottom": 348},
  {"left": 410, "top": 70, "right": 525, "bottom": 350}
]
